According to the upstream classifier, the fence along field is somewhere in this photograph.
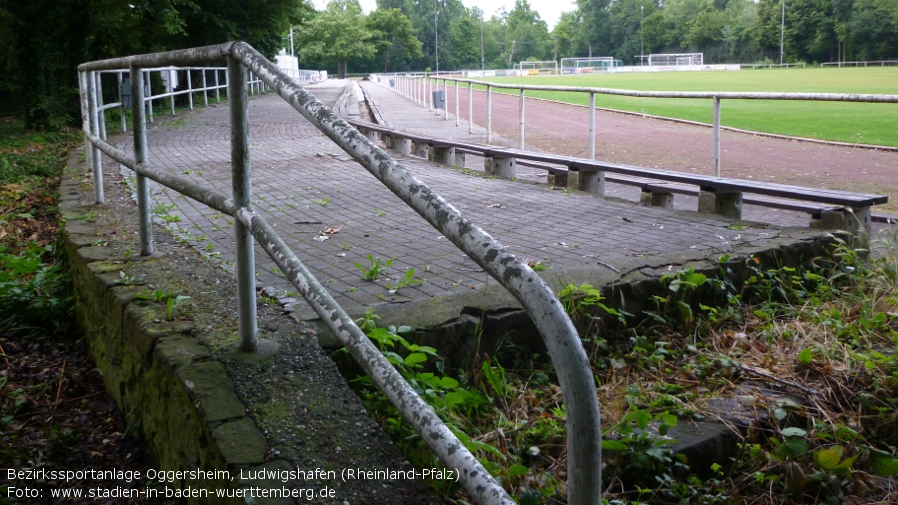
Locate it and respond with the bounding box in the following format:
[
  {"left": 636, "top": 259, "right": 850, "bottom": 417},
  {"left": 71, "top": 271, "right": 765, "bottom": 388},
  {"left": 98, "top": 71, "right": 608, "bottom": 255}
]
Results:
[{"left": 475, "top": 67, "right": 898, "bottom": 148}]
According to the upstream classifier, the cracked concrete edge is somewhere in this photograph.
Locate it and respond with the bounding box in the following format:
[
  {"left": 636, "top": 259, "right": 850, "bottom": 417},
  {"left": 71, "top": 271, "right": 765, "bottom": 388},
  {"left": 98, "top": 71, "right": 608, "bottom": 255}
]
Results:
[
  {"left": 59, "top": 150, "right": 286, "bottom": 502},
  {"left": 308, "top": 225, "right": 840, "bottom": 361}
]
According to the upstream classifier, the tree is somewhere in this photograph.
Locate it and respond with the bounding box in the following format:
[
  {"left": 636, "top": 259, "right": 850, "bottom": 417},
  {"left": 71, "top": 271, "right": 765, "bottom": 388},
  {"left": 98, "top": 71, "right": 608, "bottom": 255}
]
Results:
[
  {"left": 298, "top": 0, "right": 375, "bottom": 78},
  {"left": 448, "top": 13, "right": 482, "bottom": 69},
  {"left": 0, "top": 0, "right": 310, "bottom": 128},
  {"left": 505, "top": 0, "right": 553, "bottom": 62},
  {"left": 552, "top": 11, "right": 582, "bottom": 59},
  {"left": 177, "top": 0, "right": 311, "bottom": 57},
  {"left": 574, "top": 0, "right": 613, "bottom": 58},
  {"left": 367, "top": 8, "right": 423, "bottom": 72}
]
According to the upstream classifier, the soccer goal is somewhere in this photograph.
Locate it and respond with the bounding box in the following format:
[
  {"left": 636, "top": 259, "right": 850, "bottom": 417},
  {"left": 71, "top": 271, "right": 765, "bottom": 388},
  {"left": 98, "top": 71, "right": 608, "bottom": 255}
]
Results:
[
  {"left": 519, "top": 60, "right": 558, "bottom": 74},
  {"left": 560, "top": 57, "right": 617, "bottom": 73},
  {"left": 648, "top": 53, "right": 703, "bottom": 67}
]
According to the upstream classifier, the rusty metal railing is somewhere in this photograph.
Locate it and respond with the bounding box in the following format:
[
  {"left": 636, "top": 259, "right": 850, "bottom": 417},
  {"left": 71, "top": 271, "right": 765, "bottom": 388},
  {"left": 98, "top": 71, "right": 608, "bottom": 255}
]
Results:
[{"left": 78, "top": 42, "right": 602, "bottom": 505}]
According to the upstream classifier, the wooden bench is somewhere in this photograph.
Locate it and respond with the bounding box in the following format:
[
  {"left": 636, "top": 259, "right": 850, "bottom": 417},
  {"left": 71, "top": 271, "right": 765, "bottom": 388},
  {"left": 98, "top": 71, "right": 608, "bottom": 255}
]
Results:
[{"left": 343, "top": 119, "right": 886, "bottom": 238}]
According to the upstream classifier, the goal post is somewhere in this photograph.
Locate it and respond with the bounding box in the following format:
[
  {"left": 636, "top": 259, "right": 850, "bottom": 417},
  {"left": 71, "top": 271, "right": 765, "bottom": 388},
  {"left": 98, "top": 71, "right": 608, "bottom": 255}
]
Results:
[
  {"left": 518, "top": 60, "right": 558, "bottom": 74},
  {"left": 560, "top": 57, "right": 617, "bottom": 73},
  {"left": 648, "top": 53, "right": 703, "bottom": 67}
]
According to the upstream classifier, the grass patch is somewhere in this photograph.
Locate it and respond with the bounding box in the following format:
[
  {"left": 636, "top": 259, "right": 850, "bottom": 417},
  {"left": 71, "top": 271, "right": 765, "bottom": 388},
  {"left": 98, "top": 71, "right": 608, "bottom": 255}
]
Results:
[
  {"left": 1, "top": 119, "right": 80, "bottom": 332},
  {"left": 472, "top": 68, "right": 898, "bottom": 147},
  {"left": 352, "top": 232, "right": 898, "bottom": 504}
]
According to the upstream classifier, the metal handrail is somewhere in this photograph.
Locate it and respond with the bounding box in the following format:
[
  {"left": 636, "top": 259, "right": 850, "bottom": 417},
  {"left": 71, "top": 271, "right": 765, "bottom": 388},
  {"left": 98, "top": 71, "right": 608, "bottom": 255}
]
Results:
[
  {"left": 78, "top": 42, "right": 602, "bottom": 505},
  {"left": 376, "top": 73, "right": 898, "bottom": 176}
]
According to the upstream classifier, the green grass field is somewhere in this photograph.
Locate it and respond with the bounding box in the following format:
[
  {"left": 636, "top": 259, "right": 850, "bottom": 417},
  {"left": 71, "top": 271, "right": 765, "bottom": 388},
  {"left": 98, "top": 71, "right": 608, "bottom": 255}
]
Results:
[{"left": 474, "top": 67, "right": 898, "bottom": 147}]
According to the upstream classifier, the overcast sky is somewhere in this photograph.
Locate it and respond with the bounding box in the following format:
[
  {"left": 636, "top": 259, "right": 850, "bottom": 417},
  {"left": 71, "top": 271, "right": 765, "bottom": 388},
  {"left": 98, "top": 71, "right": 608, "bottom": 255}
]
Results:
[{"left": 311, "top": 0, "right": 575, "bottom": 31}]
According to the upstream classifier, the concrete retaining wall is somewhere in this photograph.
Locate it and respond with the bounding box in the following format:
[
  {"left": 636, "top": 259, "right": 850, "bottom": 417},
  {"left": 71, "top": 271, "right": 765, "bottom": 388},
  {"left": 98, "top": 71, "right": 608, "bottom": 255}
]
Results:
[{"left": 59, "top": 157, "right": 270, "bottom": 504}]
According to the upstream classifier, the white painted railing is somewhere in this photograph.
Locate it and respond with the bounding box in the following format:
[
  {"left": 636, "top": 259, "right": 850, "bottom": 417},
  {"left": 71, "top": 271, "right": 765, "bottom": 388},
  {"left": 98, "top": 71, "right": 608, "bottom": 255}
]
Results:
[{"left": 374, "top": 73, "right": 898, "bottom": 177}]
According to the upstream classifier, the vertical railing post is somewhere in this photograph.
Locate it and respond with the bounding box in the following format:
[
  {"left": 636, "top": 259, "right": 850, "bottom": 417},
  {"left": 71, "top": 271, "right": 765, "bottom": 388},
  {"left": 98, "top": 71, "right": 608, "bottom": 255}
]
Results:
[
  {"left": 188, "top": 69, "right": 194, "bottom": 109},
  {"left": 486, "top": 84, "right": 492, "bottom": 143},
  {"left": 86, "top": 71, "right": 104, "bottom": 204},
  {"left": 96, "top": 73, "right": 107, "bottom": 140},
  {"left": 519, "top": 88, "right": 525, "bottom": 149},
  {"left": 131, "top": 65, "right": 153, "bottom": 256},
  {"left": 228, "top": 57, "right": 259, "bottom": 352},
  {"left": 168, "top": 68, "right": 175, "bottom": 115},
  {"left": 468, "top": 82, "right": 473, "bottom": 134},
  {"left": 79, "top": 71, "right": 93, "bottom": 173},
  {"left": 117, "top": 72, "right": 127, "bottom": 133},
  {"left": 202, "top": 69, "right": 209, "bottom": 106},
  {"left": 215, "top": 70, "right": 221, "bottom": 102},
  {"left": 428, "top": 75, "right": 433, "bottom": 111},
  {"left": 146, "top": 70, "right": 154, "bottom": 123},
  {"left": 588, "top": 92, "right": 596, "bottom": 160},
  {"left": 455, "top": 80, "right": 459, "bottom": 127},
  {"left": 443, "top": 79, "right": 449, "bottom": 120},
  {"left": 712, "top": 96, "right": 721, "bottom": 177}
]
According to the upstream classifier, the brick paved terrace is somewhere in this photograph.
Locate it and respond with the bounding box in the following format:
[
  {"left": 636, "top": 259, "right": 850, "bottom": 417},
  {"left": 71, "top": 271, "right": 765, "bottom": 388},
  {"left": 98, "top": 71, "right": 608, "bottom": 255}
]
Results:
[{"left": 115, "top": 79, "right": 849, "bottom": 345}]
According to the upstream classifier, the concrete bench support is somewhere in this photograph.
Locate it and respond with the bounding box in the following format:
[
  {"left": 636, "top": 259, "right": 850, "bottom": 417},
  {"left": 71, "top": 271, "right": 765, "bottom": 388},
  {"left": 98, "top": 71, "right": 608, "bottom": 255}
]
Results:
[
  {"left": 698, "top": 190, "right": 742, "bottom": 219},
  {"left": 485, "top": 157, "right": 516, "bottom": 179},
  {"left": 640, "top": 188, "right": 674, "bottom": 209},
  {"left": 385, "top": 135, "right": 412, "bottom": 156},
  {"left": 547, "top": 171, "right": 568, "bottom": 187},
  {"left": 578, "top": 170, "right": 605, "bottom": 195},
  {"left": 811, "top": 206, "right": 871, "bottom": 239},
  {"left": 358, "top": 128, "right": 379, "bottom": 144},
  {"left": 412, "top": 141, "right": 429, "bottom": 158},
  {"left": 429, "top": 146, "right": 457, "bottom": 166}
]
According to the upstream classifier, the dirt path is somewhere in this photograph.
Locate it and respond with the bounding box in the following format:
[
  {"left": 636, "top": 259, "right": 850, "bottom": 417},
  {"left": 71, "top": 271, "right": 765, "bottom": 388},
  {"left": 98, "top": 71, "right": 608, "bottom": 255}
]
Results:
[{"left": 445, "top": 86, "right": 898, "bottom": 212}]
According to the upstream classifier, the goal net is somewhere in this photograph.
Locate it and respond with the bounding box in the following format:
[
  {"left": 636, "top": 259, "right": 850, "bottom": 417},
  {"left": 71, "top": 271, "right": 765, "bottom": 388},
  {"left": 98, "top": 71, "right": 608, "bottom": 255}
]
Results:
[
  {"left": 560, "top": 57, "right": 618, "bottom": 73},
  {"left": 648, "top": 53, "right": 703, "bottom": 66},
  {"left": 519, "top": 60, "right": 558, "bottom": 74}
]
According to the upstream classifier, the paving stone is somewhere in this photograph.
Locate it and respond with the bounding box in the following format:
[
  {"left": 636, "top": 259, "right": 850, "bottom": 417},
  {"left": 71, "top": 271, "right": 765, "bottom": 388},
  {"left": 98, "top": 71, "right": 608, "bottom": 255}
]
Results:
[{"left": 111, "top": 79, "right": 832, "bottom": 326}]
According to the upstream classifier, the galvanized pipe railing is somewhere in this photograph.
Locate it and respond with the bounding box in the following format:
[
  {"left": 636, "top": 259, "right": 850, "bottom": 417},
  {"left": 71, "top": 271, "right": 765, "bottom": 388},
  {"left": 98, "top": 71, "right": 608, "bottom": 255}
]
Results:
[
  {"left": 374, "top": 74, "right": 898, "bottom": 170},
  {"left": 231, "top": 41, "right": 600, "bottom": 505},
  {"left": 79, "top": 42, "right": 602, "bottom": 505}
]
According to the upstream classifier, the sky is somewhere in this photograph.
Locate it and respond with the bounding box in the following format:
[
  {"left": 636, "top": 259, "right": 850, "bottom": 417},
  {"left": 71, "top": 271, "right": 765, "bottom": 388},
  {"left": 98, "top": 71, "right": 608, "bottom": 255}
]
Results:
[{"left": 311, "top": 0, "right": 576, "bottom": 31}]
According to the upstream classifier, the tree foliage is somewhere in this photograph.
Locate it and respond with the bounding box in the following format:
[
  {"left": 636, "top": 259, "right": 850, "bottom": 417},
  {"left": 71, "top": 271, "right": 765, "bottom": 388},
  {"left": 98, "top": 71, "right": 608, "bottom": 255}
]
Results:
[
  {"left": 367, "top": 8, "right": 423, "bottom": 72},
  {"left": 298, "top": 0, "right": 375, "bottom": 78},
  {"left": 0, "top": 0, "right": 311, "bottom": 128}
]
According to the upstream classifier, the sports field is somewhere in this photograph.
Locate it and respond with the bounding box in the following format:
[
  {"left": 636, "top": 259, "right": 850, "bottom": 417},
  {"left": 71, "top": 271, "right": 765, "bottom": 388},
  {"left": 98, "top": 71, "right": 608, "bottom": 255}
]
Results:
[{"left": 473, "top": 67, "right": 898, "bottom": 147}]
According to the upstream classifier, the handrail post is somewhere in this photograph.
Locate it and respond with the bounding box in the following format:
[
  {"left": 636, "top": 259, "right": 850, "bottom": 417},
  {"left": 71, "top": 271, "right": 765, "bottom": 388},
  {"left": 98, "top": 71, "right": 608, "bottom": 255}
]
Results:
[
  {"left": 117, "top": 72, "right": 127, "bottom": 133},
  {"left": 215, "top": 70, "right": 221, "bottom": 102},
  {"left": 202, "top": 68, "right": 209, "bottom": 106},
  {"left": 468, "top": 82, "right": 473, "bottom": 134},
  {"left": 188, "top": 69, "right": 194, "bottom": 109},
  {"left": 86, "top": 71, "right": 104, "bottom": 204},
  {"left": 97, "top": 73, "right": 107, "bottom": 140},
  {"left": 455, "top": 80, "right": 459, "bottom": 127},
  {"left": 79, "top": 71, "right": 93, "bottom": 174},
  {"left": 169, "top": 68, "right": 176, "bottom": 115},
  {"left": 443, "top": 79, "right": 449, "bottom": 120},
  {"left": 428, "top": 75, "right": 433, "bottom": 110},
  {"left": 146, "top": 70, "right": 154, "bottom": 123},
  {"left": 131, "top": 65, "right": 153, "bottom": 256},
  {"left": 486, "top": 84, "right": 492, "bottom": 143},
  {"left": 589, "top": 92, "right": 596, "bottom": 160},
  {"left": 228, "top": 57, "right": 259, "bottom": 352},
  {"left": 519, "top": 88, "right": 525, "bottom": 149},
  {"left": 713, "top": 95, "right": 721, "bottom": 177}
]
